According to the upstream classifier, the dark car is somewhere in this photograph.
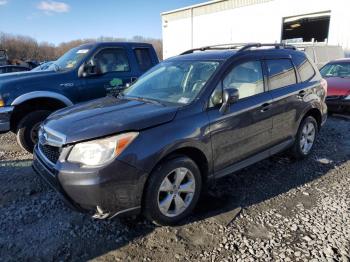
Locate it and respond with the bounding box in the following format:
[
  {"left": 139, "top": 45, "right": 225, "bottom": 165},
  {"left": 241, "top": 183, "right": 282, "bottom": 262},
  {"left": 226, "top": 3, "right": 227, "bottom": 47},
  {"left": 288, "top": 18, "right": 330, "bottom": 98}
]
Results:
[
  {"left": 0, "top": 49, "right": 8, "bottom": 66},
  {"left": 0, "top": 65, "right": 30, "bottom": 74},
  {"left": 0, "top": 42, "right": 159, "bottom": 152},
  {"left": 320, "top": 58, "right": 350, "bottom": 113},
  {"left": 33, "top": 43, "right": 327, "bottom": 225}
]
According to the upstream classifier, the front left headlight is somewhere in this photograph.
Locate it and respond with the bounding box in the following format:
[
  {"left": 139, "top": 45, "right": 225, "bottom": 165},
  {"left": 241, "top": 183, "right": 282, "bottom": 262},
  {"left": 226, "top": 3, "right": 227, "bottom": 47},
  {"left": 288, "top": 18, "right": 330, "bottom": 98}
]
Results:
[
  {"left": 345, "top": 95, "right": 350, "bottom": 100},
  {"left": 68, "top": 132, "right": 138, "bottom": 167},
  {"left": 0, "top": 94, "right": 4, "bottom": 107}
]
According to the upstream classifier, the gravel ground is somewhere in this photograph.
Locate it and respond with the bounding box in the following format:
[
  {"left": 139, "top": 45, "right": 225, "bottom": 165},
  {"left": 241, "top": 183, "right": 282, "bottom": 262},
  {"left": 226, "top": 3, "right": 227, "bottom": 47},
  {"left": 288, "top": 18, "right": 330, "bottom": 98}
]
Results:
[{"left": 0, "top": 115, "right": 349, "bottom": 262}]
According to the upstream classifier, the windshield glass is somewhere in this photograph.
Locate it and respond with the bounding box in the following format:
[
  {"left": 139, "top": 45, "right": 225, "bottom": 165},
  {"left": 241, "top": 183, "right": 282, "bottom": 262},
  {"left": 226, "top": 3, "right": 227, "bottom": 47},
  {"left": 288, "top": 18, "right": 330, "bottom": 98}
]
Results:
[
  {"left": 32, "top": 61, "right": 54, "bottom": 72},
  {"left": 122, "top": 60, "right": 220, "bottom": 105},
  {"left": 48, "top": 46, "right": 91, "bottom": 71},
  {"left": 320, "top": 63, "right": 350, "bottom": 78}
]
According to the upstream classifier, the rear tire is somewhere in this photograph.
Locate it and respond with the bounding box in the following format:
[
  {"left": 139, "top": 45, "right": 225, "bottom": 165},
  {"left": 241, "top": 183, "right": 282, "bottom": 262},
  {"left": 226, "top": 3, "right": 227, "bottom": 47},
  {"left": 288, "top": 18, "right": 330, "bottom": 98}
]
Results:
[
  {"left": 143, "top": 156, "right": 202, "bottom": 226},
  {"left": 290, "top": 116, "right": 318, "bottom": 159},
  {"left": 16, "top": 110, "right": 51, "bottom": 153}
]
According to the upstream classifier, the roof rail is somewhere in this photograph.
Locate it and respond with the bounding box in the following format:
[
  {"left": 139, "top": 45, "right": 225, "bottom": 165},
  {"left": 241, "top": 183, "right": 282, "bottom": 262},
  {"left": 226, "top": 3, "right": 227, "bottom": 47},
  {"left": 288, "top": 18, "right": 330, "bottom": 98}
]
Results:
[
  {"left": 238, "top": 43, "right": 296, "bottom": 52},
  {"left": 180, "top": 43, "right": 296, "bottom": 55},
  {"left": 180, "top": 43, "right": 249, "bottom": 55}
]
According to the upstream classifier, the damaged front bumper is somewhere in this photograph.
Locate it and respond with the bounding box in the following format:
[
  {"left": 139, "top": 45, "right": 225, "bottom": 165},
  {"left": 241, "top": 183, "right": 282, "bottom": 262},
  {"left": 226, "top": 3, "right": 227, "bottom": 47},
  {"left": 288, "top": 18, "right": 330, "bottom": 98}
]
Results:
[{"left": 32, "top": 144, "right": 146, "bottom": 219}]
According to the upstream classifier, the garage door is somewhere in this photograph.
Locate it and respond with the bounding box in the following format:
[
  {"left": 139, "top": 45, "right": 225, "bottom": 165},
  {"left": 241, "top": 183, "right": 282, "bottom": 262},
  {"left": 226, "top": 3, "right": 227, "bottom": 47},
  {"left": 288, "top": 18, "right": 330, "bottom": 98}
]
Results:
[{"left": 282, "top": 11, "right": 331, "bottom": 43}]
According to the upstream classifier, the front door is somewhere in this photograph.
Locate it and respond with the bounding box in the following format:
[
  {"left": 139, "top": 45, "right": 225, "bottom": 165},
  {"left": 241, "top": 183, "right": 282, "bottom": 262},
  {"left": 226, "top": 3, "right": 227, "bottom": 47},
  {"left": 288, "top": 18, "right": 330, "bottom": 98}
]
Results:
[
  {"left": 208, "top": 59, "right": 274, "bottom": 173},
  {"left": 79, "top": 47, "right": 136, "bottom": 102}
]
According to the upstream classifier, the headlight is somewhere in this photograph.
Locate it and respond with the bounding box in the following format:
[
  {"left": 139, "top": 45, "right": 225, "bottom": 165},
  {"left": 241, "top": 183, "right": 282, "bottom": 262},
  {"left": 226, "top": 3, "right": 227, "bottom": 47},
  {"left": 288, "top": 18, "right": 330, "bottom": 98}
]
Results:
[
  {"left": 345, "top": 95, "right": 350, "bottom": 100},
  {"left": 68, "top": 132, "right": 138, "bottom": 167},
  {"left": 0, "top": 95, "right": 4, "bottom": 107}
]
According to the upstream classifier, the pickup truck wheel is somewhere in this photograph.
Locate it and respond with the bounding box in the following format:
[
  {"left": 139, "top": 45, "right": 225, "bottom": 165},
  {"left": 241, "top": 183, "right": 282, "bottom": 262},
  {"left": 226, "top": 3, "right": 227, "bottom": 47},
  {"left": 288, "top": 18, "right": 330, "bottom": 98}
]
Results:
[
  {"left": 143, "top": 156, "right": 202, "bottom": 226},
  {"left": 290, "top": 116, "right": 318, "bottom": 159},
  {"left": 16, "top": 110, "right": 51, "bottom": 153}
]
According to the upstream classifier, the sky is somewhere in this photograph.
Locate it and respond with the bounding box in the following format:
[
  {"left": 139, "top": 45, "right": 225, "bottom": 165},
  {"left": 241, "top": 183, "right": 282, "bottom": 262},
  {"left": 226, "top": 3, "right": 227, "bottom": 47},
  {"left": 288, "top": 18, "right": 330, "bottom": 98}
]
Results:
[{"left": 0, "top": 0, "right": 204, "bottom": 45}]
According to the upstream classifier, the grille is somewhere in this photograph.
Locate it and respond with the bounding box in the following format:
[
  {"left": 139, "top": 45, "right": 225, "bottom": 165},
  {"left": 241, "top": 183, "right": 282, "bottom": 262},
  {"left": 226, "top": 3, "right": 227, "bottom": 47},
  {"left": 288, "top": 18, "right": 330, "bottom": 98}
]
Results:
[{"left": 39, "top": 144, "right": 60, "bottom": 164}]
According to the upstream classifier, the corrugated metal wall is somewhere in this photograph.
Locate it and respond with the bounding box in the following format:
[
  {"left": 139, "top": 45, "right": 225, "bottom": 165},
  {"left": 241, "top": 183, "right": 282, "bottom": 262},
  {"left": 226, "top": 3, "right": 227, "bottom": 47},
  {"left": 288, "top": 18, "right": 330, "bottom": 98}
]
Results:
[
  {"left": 162, "top": 0, "right": 350, "bottom": 58},
  {"left": 163, "top": 0, "right": 274, "bottom": 21}
]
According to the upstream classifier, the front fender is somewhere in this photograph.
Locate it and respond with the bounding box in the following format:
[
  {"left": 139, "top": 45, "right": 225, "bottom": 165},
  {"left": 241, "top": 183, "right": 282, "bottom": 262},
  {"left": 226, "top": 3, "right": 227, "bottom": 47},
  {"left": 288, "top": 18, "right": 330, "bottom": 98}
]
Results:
[{"left": 119, "top": 111, "right": 213, "bottom": 177}]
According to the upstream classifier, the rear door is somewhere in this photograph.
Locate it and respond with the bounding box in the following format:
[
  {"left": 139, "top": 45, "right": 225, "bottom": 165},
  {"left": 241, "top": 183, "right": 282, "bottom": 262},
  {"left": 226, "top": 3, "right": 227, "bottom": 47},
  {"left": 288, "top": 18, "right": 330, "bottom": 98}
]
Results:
[
  {"left": 79, "top": 47, "right": 137, "bottom": 102},
  {"left": 265, "top": 55, "right": 315, "bottom": 145},
  {"left": 208, "top": 58, "right": 274, "bottom": 172}
]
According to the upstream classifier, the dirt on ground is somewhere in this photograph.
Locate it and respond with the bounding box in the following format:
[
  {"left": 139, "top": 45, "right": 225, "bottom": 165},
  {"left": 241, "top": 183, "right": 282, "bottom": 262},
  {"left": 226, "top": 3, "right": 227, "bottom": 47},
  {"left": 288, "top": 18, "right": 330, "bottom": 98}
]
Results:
[{"left": 0, "top": 115, "right": 350, "bottom": 262}]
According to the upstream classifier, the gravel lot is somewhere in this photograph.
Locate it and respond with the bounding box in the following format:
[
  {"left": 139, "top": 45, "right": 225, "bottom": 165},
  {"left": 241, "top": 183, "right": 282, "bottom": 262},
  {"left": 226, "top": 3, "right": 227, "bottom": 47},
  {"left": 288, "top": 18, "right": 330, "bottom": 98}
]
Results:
[{"left": 0, "top": 115, "right": 349, "bottom": 262}]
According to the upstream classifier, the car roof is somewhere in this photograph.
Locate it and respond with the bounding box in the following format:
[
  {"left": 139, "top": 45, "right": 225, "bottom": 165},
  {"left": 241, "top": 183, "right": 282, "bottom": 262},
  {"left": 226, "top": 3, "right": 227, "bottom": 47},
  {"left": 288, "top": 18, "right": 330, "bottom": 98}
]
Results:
[
  {"left": 78, "top": 42, "right": 153, "bottom": 49},
  {"left": 167, "top": 50, "right": 238, "bottom": 61},
  {"left": 166, "top": 48, "right": 304, "bottom": 62},
  {"left": 328, "top": 58, "right": 350, "bottom": 64}
]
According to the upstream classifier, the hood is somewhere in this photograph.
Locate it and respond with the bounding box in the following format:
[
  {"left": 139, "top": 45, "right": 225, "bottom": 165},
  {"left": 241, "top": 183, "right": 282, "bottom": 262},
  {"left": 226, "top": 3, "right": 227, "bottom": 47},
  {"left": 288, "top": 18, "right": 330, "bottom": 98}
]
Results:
[
  {"left": 44, "top": 96, "right": 178, "bottom": 144},
  {"left": 0, "top": 70, "right": 55, "bottom": 83},
  {"left": 325, "top": 77, "right": 350, "bottom": 96}
]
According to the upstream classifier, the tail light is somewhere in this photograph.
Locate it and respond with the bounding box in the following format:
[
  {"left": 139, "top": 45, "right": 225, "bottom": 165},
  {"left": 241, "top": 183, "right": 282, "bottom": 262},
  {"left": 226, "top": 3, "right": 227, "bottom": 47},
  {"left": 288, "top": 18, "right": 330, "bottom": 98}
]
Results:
[{"left": 321, "top": 78, "right": 328, "bottom": 96}]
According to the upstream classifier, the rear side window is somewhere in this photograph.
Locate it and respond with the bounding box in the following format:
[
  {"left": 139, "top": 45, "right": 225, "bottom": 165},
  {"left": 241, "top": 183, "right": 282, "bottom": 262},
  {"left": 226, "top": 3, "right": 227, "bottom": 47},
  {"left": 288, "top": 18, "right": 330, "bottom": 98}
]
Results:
[
  {"left": 134, "top": 48, "right": 153, "bottom": 71},
  {"left": 294, "top": 55, "right": 316, "bottom": 82},
  {"left": 266, "top": 59, "right": 297, "bottom": 90}
]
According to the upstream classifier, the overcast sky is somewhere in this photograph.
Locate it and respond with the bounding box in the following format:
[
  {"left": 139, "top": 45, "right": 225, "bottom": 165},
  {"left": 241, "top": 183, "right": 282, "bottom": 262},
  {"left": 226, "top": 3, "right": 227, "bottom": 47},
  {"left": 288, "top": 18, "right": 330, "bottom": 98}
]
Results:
[{"left": 0, "top": 0, "right": 204, "bottom": 45}]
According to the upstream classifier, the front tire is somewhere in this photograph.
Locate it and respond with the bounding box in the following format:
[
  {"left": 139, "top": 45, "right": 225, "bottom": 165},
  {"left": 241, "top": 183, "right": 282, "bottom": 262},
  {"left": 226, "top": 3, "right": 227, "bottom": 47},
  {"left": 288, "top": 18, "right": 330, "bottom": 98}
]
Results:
[
  {"left": 290, "top": 116, "right": 318, "bottom": 159},
  {"left": 143, "top": 156, "right": 202, "bottom": 226},
  {"left": 16, "top": 110, "right": 51, "bottom": 153}
]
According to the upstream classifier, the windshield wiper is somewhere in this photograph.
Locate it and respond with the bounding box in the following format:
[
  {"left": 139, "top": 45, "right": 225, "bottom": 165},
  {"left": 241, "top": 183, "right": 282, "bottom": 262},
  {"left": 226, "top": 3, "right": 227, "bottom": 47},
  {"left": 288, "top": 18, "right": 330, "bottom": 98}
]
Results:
[{"left": 126, "top": 96, "right": 166, "bottom": 106}]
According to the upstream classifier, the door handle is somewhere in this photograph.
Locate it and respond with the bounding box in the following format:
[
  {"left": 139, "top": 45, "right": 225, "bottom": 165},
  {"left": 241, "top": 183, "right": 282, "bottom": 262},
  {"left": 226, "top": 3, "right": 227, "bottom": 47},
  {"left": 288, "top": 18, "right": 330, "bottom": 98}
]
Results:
[
  {"left": 297, "top": 90, "right": 306, "bottom": 99},
  {"left": 260, "top": 103, "right": 271, "bottom": 112}
]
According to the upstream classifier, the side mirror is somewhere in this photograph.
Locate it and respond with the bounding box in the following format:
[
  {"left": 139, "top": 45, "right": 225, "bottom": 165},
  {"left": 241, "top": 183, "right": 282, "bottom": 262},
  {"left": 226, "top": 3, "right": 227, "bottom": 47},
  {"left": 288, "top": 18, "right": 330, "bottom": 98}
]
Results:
[
  {"left": 219, "top": 88, "right": 239, "bottom": 114},
  {"left": 78, "top": 59, "right": 101, "bottom": 78}
]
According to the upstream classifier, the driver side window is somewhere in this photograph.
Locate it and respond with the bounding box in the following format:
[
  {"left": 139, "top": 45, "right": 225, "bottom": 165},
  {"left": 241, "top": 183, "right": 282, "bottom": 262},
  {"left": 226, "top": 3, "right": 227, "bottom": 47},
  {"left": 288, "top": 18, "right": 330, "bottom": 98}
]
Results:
[
  {"left": 93, "top": 48, "right": 130, "bottom": 74},
  {"left": 209, "top": 60, "right": 264, "bottom": 108},
  {"left": 223, "top": 61, "right": 264, "bottom": 99}
]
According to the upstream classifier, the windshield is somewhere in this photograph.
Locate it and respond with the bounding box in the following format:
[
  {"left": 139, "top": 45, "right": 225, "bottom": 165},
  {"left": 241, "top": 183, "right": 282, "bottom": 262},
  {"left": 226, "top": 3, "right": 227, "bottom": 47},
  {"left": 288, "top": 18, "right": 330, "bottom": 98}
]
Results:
[
  {"left": 32, "top": 61, "right": 54, "bottom": 72},
  {"left": 320, "top": 62, "right": 350, "bottom": 78},
  {"left": 48, "top": 46, "right": 91, "bottom": 71},
  {"left": 122, "top": 60, "right": 220, "bottom": 105}
]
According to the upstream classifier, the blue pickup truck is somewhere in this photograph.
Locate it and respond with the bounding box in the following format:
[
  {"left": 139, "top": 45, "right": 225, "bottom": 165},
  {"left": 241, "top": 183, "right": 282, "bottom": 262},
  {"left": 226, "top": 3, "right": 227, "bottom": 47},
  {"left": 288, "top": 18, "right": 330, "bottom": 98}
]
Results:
[{"left": 0, "top": 42, "right": 159, "bottom": 152}]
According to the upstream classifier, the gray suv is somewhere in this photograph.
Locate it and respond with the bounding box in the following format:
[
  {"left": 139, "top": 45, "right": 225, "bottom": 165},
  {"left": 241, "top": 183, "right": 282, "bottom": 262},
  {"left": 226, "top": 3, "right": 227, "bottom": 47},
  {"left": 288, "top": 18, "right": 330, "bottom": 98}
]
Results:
[{"left": 33, "top": 43, "right": 327, "bottom": 225}]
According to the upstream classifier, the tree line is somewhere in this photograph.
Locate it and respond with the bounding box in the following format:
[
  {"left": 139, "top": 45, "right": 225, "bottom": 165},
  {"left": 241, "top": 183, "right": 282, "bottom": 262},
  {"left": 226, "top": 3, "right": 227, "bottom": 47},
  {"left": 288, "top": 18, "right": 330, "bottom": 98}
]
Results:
[{"left": 0, "top": 32, "right": 163, "bottom": 64}]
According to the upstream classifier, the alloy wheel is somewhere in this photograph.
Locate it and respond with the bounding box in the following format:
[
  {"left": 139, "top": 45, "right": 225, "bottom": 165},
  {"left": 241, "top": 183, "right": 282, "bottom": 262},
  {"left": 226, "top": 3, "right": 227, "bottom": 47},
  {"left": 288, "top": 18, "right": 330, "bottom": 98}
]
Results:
[
  {"left": 157, "top": 167, "right": 196, "bottom": 217},
  {"left": 300, "top": 122, "right": 316, "bottom": 154}
]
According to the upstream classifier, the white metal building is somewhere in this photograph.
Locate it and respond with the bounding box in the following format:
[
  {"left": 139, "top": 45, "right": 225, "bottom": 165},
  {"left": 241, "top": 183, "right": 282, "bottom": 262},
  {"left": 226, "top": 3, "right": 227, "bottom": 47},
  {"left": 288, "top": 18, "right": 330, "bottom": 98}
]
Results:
[{"left": 161, "top": 0, "right": 350, "bottom": 59}]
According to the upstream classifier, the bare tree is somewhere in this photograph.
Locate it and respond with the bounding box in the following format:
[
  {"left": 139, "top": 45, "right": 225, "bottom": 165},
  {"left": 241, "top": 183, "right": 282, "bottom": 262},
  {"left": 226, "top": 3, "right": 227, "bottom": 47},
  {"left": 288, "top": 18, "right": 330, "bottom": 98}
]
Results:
[{"left": 0, "top": 32, "right": 163, "bottom": 64}]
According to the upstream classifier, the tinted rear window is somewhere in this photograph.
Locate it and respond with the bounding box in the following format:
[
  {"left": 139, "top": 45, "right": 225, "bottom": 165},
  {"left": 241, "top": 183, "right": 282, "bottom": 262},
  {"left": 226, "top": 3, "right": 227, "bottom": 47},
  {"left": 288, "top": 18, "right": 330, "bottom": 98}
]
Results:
[
  {"left": 134, "top": 48, "right": 153, "bottom": 71},
  {"left": 294, "top": 55, "right": 316, "bottom": 82},
  {"left": 266, "top": 59, "right": 297, "bottom": 90}
]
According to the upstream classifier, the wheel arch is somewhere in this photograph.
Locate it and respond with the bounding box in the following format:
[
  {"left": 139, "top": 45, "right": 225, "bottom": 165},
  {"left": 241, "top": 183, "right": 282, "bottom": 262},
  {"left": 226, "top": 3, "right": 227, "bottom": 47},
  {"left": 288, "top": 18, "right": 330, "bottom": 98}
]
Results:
[
  {"left": 140, "top": 145, "right": 211, "bottom": 208},
  {"left": 11, "top": 91, "right": 73, "bottom": 107},
  {"left": 302, "top": 107, "right": 322, "bottom": 130},
  {"left": 10, "top": 93, "right": 72, "bottom": 131}
]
